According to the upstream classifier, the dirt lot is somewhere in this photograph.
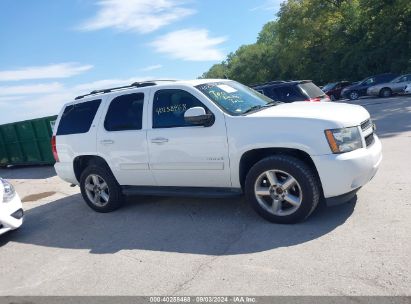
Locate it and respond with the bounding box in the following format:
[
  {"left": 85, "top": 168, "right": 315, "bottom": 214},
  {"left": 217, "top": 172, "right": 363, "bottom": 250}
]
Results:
[{"left": 0, "top": 96, "right": 410, "bottom": 296}]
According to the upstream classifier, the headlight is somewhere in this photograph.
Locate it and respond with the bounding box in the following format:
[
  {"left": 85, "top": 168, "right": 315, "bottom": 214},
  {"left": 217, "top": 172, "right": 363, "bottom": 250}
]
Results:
[
  {"left": 325, "top": 127, "right": 363, "bottom": 153},
  {"left": 1, "top": 179, "right": 16, "bottom": 203}
]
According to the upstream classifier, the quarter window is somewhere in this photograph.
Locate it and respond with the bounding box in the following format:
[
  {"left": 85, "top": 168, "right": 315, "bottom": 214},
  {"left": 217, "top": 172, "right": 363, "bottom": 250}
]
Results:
[
  {"left": 152, "top": 90, "right": 209, "bottom": 129},
  {"left": 57, "top": 99, "right": 101, "bottom": 135},
  {"left": 272, "top": 87, "right": 303, "bottom": 102},
  {"left": 104, "top": 93, "right": 144, "bottom": 131}
]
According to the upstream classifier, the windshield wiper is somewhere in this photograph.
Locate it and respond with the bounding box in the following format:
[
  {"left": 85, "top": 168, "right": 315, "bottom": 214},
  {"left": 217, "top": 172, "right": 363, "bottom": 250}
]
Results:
[
  {"left": 243, "top": 105, "right": 264, "bottom": 114},
  {"left": 243, "top": 101, "right": 280, "bottom": 115}
]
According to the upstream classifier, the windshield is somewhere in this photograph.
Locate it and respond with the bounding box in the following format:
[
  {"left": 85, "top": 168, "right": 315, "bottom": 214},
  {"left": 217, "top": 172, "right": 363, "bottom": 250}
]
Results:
[
  {"left": 195, "top": 81, "right": 276, "bottom": 115},
  {"left": 390, "top": 75, "right": 406, "bottom": 83},
  {"left": 322, "top": 82, "right": 337, "bottom": 91}
]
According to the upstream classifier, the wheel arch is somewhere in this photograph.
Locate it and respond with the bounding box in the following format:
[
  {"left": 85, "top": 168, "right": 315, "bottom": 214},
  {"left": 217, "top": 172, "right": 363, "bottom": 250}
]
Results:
[
  {"left": 238, "top": 148, "right": 323, "bottom": 194},
  {"left": 379, "top": 87, "right": 392, "bottom": 95},
  {"left": 73, "top": 155, "right": 116, "bottom": 183}
]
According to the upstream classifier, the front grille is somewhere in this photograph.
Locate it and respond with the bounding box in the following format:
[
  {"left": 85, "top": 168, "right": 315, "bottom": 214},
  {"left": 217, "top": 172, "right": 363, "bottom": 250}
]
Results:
[
  {"left": 361, "top": 119, "right": 372, "bottom": 131},
  {"left": 365, "top": 133, "right": 375, "bottom": 147}
]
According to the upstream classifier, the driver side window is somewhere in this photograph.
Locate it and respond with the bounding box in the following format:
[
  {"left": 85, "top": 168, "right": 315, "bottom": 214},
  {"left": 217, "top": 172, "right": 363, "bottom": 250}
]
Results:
[{"left": 152, "top": 89, "right": 210, "bottom": 129}]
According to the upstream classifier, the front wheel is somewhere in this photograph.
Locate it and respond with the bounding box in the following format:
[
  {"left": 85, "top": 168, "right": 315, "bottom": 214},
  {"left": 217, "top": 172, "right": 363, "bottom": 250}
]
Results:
[
  {"left": 349, "top": 91, "right": 359, "bottom": 100},
  {"left": 379, "top": 88, "right": 392, "bottom": 98},
  {"left": 80, "top": 165, "right": 124, "bottom": 212},
  {"left": 245, "top": 155, "right": 320, "bottom": 224}
]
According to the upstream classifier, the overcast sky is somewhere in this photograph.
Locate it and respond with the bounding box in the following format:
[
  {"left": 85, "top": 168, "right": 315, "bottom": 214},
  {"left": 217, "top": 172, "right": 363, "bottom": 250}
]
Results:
[{"left": 0, "top": 0, "right": 282, "bottom": 123}]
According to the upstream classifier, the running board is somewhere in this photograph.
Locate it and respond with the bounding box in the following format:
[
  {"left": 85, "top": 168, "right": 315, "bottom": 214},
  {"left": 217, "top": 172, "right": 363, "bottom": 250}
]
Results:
[{"left": 121, "top": 186, "right": 242, "bottom": 198}]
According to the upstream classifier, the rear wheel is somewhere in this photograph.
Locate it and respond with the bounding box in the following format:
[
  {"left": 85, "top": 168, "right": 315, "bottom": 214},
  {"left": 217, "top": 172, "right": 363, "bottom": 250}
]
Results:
[
  {"left": 245, "top": 155, "right": 320, "bottom": 224},
  {"left": 379, "top": 88, "right": 392, "bottom": 98},
  {"left": 80, "top": 165, "right": 124, "bottom": 212}
]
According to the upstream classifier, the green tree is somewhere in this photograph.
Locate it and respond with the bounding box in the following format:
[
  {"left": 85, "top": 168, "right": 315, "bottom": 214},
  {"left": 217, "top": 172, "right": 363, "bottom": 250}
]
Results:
[{"left": 202, "top": 0, "right": 410, "bottom": 85}]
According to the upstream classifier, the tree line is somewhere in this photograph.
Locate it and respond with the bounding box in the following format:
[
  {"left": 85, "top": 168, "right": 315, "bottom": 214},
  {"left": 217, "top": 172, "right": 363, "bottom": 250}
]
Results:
[{"left": 201, "top": 0, "right": 411, "bottom": 86}]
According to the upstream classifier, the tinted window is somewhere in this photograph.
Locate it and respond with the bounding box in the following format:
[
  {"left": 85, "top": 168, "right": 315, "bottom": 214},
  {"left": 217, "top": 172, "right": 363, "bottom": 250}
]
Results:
[
  {"left": 298, "top": 82, "right": 325, "bottom": 98},
  {"left": 363, "top": 77, "right": 375, "bottom": 85},
  {"left": 273, "top": 86, "right": 304, "bottom": 102},
  {"left": 322, "top": 82, "right": 337, "bottom": 91},
  {"left": 57, "top": 99, "right": 101, "bottom": 135},
  {"left": 379, "top": 74, "right": 395, "bottom": 82},
  {"left": 104, "top": 93, "right": 144, "bottom": 131},
  {"left": 263, "top": 87, "right": 279, "bottom": 100},
  {"left": 153, "top": 90, "right": 208, "bottom": 128}
]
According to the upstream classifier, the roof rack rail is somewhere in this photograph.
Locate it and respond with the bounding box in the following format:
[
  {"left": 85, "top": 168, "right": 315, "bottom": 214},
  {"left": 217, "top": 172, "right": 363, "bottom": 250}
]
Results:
[
  {"left": 251, "top": 80, "right": 286, "bottom": 87},
  {"left": 74, "top": 79, "right": 178, "bottom": 100}
]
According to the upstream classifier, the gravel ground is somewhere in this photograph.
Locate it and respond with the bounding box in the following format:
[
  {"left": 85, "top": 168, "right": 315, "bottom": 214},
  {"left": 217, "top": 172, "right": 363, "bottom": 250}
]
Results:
[{"left": 0, "top": 96, "right": 410, "bottom": 296}]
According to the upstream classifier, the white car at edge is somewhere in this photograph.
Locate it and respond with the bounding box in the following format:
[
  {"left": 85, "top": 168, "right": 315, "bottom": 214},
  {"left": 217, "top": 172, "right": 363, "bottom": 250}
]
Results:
[
  {"left": 0, "top": 178, "right": 23, "bottom": 235},
  {"left": 52, "top": 79, "right": 382, "bottom": 224}
]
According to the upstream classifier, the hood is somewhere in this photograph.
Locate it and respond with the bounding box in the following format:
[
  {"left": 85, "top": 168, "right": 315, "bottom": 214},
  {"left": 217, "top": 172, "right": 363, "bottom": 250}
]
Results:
[{"left": 248, "top": 102, "right": 370, "bottom": 127}]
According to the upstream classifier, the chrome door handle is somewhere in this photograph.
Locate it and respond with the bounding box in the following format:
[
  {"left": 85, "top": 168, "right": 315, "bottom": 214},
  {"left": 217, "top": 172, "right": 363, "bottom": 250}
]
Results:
[
  {"left": 100, "top": 139, "right": 114, "bottom": 145},
  {"left": 151, "top": 137, "right": 169, "bottom": 144}
]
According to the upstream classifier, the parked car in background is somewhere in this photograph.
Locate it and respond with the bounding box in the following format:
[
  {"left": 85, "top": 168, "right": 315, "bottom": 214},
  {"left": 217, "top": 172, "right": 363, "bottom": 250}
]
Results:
[
  {"left": 252, "top": 80, "right": 330, "bottom": 103},
  {"left": 0, "top": 178, "right": 23, "bottom": 235},
  {"left": 367, "top": 74, "right": 411, "bottom": 97},
  {"left": 53, "top": 79, "right": 381, "bottom": 224},
  {"left": 405, "top": 84, "right": 411, "bottom": 94},
  {"left": 341, "top": 73, "right": 398, "bottom": 100},
  {"left": 322, "top": 81, "right": 352, "bottom": 100}
]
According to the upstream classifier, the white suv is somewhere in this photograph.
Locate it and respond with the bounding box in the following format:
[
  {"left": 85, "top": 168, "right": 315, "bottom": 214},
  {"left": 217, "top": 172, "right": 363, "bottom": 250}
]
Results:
[{"left": 52, "top": 79, "right": 382, "bottom": 224}]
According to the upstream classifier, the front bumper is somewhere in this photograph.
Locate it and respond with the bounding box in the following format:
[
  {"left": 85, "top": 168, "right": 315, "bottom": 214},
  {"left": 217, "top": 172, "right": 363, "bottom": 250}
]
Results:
[
  {"left": 0, "top": 194, "right": 23, "bottom": 235},
  {"left": 312, "top": 134, "right": 382, "bottom": 199}
]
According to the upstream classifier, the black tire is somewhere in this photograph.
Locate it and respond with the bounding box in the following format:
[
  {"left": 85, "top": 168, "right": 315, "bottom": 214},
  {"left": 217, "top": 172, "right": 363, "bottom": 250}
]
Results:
[
  {"left": 379, "top": 88, "right": 392, "bottom": 98},
  {"left": 245, "top": 155, "right": 320, "bottom": 224},
  {"left": 80, "top": 165, "right": 124, "bottom": 212},
  {"left": 330, "top": 94, "right": 337, "bottom": 101},
  {"left": 349, "top": 91, "right": 359, "bottom": 100}
]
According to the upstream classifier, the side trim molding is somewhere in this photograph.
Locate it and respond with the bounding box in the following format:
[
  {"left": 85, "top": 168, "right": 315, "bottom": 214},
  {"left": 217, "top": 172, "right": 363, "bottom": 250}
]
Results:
[{"left": 121, "top": 186, "right": 242, "bottom": 198}]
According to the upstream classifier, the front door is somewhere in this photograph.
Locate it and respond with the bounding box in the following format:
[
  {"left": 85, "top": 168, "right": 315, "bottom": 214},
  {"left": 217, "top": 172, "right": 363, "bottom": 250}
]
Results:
[{"left": 147, "top": 87, "right": 231, "bottom": 188}]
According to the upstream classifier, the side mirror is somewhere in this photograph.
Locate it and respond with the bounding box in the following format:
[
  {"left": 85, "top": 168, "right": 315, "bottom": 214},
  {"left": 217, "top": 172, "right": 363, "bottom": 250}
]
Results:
[{"left": 184, "top": 107, "right": 214, "bottom": 127}]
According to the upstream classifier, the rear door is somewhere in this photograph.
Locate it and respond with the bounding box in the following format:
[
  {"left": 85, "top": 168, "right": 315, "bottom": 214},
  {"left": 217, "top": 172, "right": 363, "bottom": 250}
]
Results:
[
  {"left": 97, "top": 91, "right": 155, "bottom": 186},
  {"left": 146, "top": 86, "right": 231, "bottom": 188}
]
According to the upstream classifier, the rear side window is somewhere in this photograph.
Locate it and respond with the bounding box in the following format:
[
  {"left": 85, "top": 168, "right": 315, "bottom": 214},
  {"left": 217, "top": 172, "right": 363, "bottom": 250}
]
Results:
[
  {"left": 272, "top": 86, "right": 304, "bottom": 102},
  {"left": 298, "top": 82, "right": 325, "bottom": 98},
  {"left": 104, "top": 93, "right": 144, "bottom": 131},
  {"left": 263, "top": 87, "right": 279, "bottom": 100},
  {"left": 57, "top": 99, "right": 101, "bottom": 135},
  {"left": 153, "top": 89, "right": 207, "bottom": 128}
]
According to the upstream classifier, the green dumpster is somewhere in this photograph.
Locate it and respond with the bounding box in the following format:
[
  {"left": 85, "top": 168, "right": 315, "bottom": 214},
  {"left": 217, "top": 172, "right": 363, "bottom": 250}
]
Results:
[{"left": 0, "top": 115, "right": 58, "bottom": 167}]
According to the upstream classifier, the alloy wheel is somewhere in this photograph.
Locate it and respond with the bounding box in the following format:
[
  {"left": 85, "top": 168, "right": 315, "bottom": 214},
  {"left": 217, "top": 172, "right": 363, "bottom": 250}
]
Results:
[
  {"left": 254, "top": 169, "right": 302, "bottom": 216},
  {"left": 84, "top": 174, "right": 110, "bottom": 207}
]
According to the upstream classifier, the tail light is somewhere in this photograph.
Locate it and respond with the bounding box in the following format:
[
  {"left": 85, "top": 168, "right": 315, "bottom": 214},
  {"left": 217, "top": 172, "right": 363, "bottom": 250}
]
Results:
[
  {"left": 305, "top": 97, "right": 321, "bottom": 102},
  {"left": 51, "top": 135, "right": 59, "bottom": 162}
]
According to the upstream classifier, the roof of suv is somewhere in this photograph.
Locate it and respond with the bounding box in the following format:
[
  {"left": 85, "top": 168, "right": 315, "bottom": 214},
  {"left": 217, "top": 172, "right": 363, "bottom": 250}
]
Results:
[
  {"left": 252, "top": 80, "right": 313, "bottom": 90},
  {"left": 74, "top": 79, "right": 230, "bottom": 101}
]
